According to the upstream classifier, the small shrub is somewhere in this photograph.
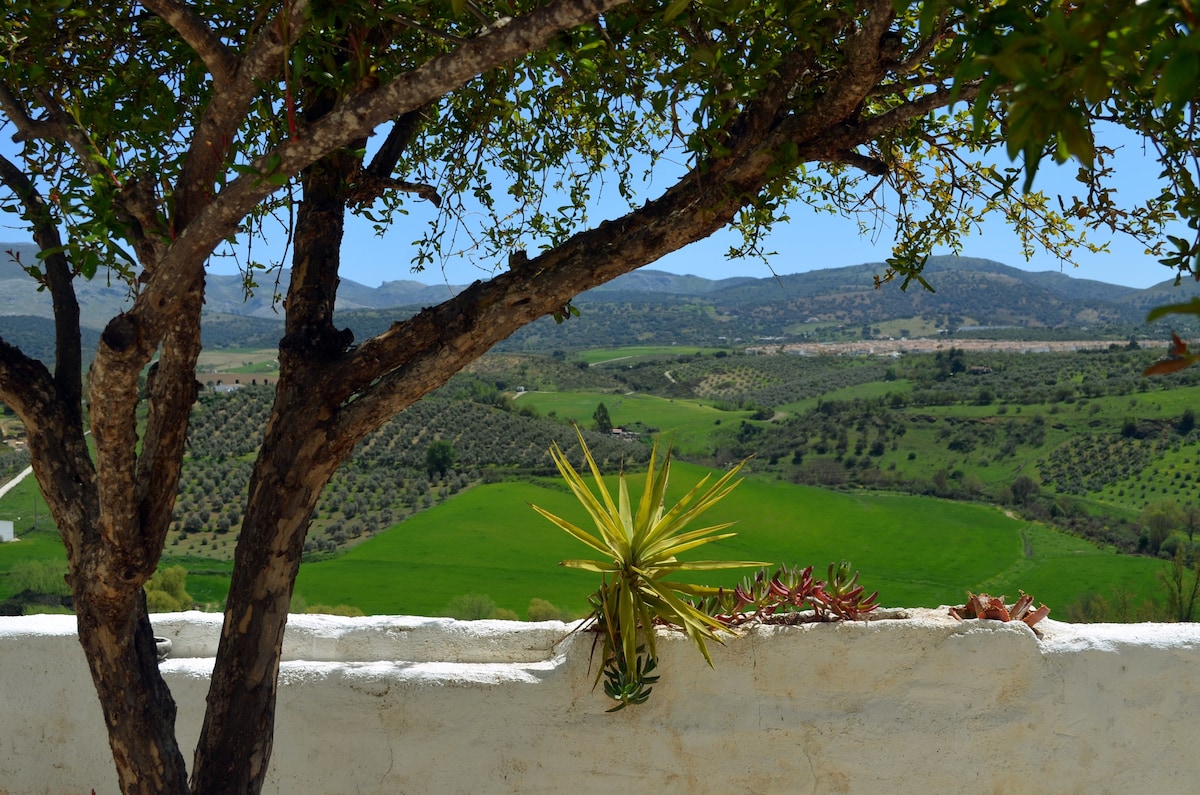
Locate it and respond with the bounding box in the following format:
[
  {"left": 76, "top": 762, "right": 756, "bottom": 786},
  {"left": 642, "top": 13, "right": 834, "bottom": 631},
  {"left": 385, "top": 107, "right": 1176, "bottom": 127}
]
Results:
[
  {"left": 305, "top": 604, "right": 365, "bottom": 617},
  {"left": 442, "top": 593, "right": 498, "bottom": 620},
  {"left": 528, "top": 597, "right": 577, "bottom": 622}
]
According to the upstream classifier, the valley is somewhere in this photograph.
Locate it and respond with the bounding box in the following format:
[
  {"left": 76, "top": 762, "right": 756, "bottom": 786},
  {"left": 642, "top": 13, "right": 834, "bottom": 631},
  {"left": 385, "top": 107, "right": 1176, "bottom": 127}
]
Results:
[
  {"left": 3, "top": 340, "right": 1196, "bottom": 622},
  {"left": 4, "top": 254, "right": 1200, "bottom": 622}
]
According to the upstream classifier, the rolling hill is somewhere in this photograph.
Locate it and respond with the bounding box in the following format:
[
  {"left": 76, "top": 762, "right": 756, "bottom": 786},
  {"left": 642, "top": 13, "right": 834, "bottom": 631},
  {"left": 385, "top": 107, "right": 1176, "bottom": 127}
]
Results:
[{"left": 3, "top": 243, "right": 1197, "bottom": 353}]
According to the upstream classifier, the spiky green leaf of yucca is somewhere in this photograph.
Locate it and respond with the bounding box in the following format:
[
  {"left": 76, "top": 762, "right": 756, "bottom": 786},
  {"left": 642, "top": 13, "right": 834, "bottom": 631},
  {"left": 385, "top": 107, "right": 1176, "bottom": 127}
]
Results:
[{"left": 532, "top": 429, "right": 767, "bottom": 679}]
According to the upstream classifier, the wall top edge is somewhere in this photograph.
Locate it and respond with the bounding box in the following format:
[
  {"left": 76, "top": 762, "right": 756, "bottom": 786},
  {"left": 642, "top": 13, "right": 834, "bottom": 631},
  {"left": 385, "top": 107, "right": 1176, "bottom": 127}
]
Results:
[{"left": 6, "top": 609, "right": 1200, "bottom": 661}]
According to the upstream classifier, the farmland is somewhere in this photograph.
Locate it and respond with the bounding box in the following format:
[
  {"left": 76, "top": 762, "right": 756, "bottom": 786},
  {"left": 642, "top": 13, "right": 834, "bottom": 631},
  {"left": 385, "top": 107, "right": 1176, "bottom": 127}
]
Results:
[
  {"left": 2, "top": 342, "right": 1197, "bottom": 620},
  {"left": 292, "top": 464, "right": 1164, "bottom": 618}
]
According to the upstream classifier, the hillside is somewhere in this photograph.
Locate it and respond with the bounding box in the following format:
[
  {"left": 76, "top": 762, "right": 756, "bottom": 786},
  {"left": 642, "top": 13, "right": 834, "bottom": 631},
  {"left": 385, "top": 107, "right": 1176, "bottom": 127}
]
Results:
[{"left": 3, "top": 243, "right": 1198, "bottom": 353}]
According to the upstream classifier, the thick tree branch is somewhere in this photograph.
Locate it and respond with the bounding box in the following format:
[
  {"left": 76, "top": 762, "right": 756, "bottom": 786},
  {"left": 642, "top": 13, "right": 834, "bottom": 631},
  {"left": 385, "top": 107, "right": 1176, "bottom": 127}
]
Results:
[
  {"left": 0, "top": 338, "right": 58, "bottom": 430},
  {"left": 350, "top": 106, "right": 441, "bottom": 206},
  {"left": 141, "top": 0, "right": 238, "bottom": 87},
  {"left": 852, "top": 81, "right": 985, "bottom": 144},
  {"left": 326, "top": 0, "right": 922, "bottom": 440},
  {"left": 88, "top": 1, "right": 310, "bottom": 575},
  {"left": 365, "top": 108, "right": 429, "bottom": 179}
]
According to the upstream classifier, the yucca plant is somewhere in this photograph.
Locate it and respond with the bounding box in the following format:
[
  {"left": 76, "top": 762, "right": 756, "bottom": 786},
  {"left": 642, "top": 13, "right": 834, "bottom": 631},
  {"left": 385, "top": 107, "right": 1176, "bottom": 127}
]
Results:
[{"left": 532, "top": 429, "right": 767, "bottom": 709}]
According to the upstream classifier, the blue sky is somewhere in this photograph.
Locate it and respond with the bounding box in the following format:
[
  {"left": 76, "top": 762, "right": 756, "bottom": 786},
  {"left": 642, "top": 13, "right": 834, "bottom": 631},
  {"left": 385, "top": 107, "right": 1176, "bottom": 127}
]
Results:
[
  {"left": 210, "top": 122, "right": 1189, "bottom": 291},
  {"left": 0, "top": 121, "right": 1183, "bottom": 291}
]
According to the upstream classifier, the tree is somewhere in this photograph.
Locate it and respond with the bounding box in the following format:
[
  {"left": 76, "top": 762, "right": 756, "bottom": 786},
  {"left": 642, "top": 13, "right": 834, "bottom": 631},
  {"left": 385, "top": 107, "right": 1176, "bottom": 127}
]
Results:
[
  {"left": 424, "top": 439, "right": 457, "bottom": 479},
  {"left": 1184, "top": 505, "right": 1200, "bottom": 544},
  {"left": 1010, "top": 475, "right": 1040, "bottom": 504},
  {"left": 144, "top": 565, "right": 194, "bottom": 613},
  {"left": 1179, "top": 408, "right": 1196, "bottom": 436},
  {"left": 442, "top": 592, "right": 500, "bottom": 620},
  {"left": 0, "top": 1, "right": 1195, "bottom": 793},
  {"left": 1140, "top": 500, "right": 1184, "bottom": 556},
  {"left": 1160, "top": 548, "right": 1200, "bottom": 622},
  {"left": 592, "top": 401, "right": 613, "bottom": 434}
]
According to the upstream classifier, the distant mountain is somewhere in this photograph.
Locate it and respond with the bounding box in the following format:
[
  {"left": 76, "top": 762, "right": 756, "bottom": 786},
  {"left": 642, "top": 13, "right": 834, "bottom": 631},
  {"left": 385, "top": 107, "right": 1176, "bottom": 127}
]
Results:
[
  {"left": 584, "top": 270, "right": 759, "bottom": 297},
  {"left": 202, "top": 271, "right": 463, "bottom": 318},
  {"left": 0, "top": 242, "right": 38, "bottom": 279},
  {"left": 0, "top": 315, "right": 101, "bottom": 367},
  {"left": 687, "top": 255, "right": 1145, "bottom": 328},
  {"left": 2, "top": 242, "right": 1197, "bottom": 354},
  {"left": 1115, "top": 273, "right": 1200, "bottom": 314},
  {"left": 498, "top": 256, "right": 1188, "bottom": 350}
]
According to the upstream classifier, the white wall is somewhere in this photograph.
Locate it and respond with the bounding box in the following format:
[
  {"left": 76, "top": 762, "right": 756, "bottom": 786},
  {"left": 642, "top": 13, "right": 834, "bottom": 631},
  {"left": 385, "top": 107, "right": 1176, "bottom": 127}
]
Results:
[{"left": 3, "top": 610, "right": 1200, "bottom": 794}]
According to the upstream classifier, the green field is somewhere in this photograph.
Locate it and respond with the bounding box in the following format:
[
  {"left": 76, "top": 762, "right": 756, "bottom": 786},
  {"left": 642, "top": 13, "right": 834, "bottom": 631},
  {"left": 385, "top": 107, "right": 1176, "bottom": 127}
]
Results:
[
  {"left": 577, "top": 346, "right": 724, "bottom": 365},
  {"left": 1, "top": 460, "right": 1168, "bottom": 618},
  {"left": 514, "top": 390, "right": 751, "bottom": 456},
  {"left": 0, "top": 528, "right": 70, "bottom": 602},
  {"left": 293, "top": 463, "right": 1165, "bottom": 618},
  {"left": 1, "top": 345, "right": 1186, "bottom": 621},
  {"left": 0, "top": 475, "right": 48, "bottom": 533}
]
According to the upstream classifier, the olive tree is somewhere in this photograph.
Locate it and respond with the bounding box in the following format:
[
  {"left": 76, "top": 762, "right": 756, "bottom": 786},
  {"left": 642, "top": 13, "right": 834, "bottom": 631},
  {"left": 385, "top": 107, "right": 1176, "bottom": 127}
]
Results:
[{"left": 0, "top": 0, "right": 1196, "bottom": 792}]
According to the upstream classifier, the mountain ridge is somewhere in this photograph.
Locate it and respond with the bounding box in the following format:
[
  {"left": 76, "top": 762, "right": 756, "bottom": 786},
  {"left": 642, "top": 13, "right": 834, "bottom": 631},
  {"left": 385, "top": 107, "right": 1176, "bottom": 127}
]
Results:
[{"left": 1, "top": 243, "right": 1194, "bottom": 352}]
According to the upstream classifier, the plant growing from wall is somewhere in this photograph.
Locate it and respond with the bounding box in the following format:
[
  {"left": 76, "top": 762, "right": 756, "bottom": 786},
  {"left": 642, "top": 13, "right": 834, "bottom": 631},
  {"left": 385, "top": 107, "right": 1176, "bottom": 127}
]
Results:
[
  {"left": 532, "top": 429, "right": 767, "bottom": 711},
  {"left": 949, "top": 591, "right": 1050, "bottom": 628},
  {"left": 693, "top": 562, "right": 880, "bottom": 626}
]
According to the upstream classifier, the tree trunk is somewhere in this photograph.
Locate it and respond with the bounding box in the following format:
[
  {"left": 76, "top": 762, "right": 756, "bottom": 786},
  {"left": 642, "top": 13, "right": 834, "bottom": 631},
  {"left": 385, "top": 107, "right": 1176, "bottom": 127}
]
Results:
[
  {"left": 190, "top": 146, "right": 353, "bottom": 794},
  {"left": 76, "top": 591, "right": 191, "bottom": 793}
]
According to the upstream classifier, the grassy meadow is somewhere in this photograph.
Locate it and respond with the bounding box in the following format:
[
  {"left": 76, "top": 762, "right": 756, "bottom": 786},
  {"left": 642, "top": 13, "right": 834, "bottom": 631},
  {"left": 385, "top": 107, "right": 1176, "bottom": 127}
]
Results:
[
  {"left": 0, "top": 344, "right": 1187, "bottom": 621},
  {"left": 293, "top": 462, "right": 1165, "bottom": 618},
  {"left": 577, "top": 346, "right": 722, "bottom": 365},
  {"left": 0, "top": 444, "right": 1172, "bottom": 618}
]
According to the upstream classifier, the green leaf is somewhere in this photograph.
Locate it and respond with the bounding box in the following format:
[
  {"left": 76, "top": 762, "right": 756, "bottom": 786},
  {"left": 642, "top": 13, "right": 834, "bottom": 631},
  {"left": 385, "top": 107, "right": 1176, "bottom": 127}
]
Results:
[
  {"left": 1147, "top": 297, "right": 1200, "bottom": 323},
  {"left": 663, "top": 0, "right": 690, "bottom": 22},
  {"left": 1158, "top": 47, "right": 1199, "bottom": 107}
]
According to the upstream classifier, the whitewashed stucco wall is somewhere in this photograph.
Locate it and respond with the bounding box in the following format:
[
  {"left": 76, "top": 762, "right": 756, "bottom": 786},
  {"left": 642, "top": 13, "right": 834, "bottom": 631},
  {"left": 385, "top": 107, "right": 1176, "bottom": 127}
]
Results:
[{"left": 2, "top": 610, "right": 1200, "bottom": 794}]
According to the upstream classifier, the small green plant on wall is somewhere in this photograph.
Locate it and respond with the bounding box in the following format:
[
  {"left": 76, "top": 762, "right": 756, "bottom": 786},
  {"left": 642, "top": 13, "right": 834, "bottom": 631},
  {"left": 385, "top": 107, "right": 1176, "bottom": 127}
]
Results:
[{"left": 533, "top": 429, "right": 880, "bottom": 711}]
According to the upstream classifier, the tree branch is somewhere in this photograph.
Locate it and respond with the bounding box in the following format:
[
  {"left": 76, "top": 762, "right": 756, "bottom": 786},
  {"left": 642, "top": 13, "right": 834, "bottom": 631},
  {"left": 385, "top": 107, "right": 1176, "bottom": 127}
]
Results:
[
  {"left": 0, "top": 154, "right": 83, "bottom": 408},
  {"left": 0, "top": 337, "right": 57, "bottom": 426},
  {"left": 173, "top": 0, "right": 311, "bottom": 227},
  {"left": 176, "top": 0, "right": 625, "bottom": 248},
  {"left": 852, "top": 81, "right": 985, "bottom": 144},
  {"left": 323, "top": 0, "right": 955, "bottom": 442},
  {"left": 140, "top": 0, "right": 238, "bottom": 87},
  {"left": 0, "top": 82, "right": 62, "bottom": 143}
]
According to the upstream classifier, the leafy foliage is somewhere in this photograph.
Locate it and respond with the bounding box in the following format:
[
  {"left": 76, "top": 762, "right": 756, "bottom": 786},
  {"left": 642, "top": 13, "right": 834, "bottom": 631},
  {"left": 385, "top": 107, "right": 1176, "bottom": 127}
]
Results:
[
  {"left": 144, "top": 565, "right": 194, "bottom": 613},
  {"left": 5, "top": 0, "right": 1200, "bottom": 783},
  {"left": 8, "top": 558, "right": 69, "bottom": 596},
  {"left": 955, "top": 0, "right": 1200, "bottom": 273}
]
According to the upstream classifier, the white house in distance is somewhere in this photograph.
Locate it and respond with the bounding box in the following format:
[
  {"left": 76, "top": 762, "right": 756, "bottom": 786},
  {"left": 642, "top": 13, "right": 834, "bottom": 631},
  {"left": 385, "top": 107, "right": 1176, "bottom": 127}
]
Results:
[{"left": 0, "top": 520, "right": 13, "bottom": 542}]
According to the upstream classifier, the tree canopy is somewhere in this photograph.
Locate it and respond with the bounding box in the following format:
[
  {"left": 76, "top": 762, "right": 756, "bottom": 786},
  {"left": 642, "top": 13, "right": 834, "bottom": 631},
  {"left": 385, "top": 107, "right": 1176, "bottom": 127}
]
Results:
[{"left": 1, "top": 0, "right": 1197, "bottom": 792}]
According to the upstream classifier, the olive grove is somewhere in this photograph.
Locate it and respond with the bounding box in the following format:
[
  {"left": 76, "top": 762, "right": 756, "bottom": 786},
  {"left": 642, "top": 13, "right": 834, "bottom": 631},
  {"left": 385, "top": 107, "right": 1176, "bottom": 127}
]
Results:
[{"left": 0, "top": 0, "right": 1197, "bottom": 792}]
